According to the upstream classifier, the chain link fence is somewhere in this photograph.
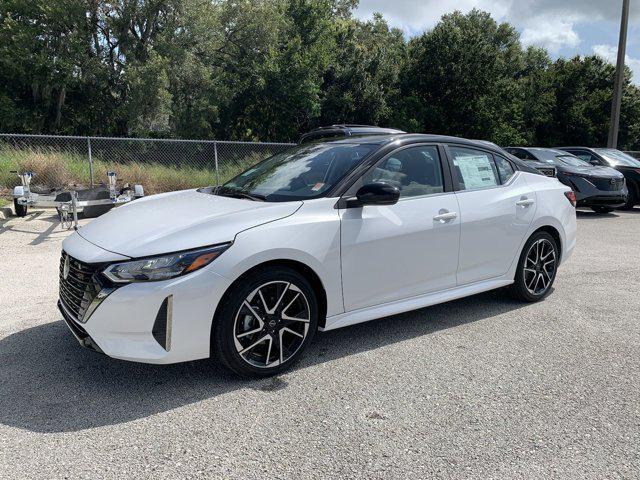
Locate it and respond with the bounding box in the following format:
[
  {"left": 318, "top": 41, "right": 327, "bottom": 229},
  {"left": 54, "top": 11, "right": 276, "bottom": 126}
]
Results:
[
  {"left": 0, "top": 133, "right": 295, "bottom": 195},
  {"left": 2, "top": 133, "right": 638, "bottom": 198}
]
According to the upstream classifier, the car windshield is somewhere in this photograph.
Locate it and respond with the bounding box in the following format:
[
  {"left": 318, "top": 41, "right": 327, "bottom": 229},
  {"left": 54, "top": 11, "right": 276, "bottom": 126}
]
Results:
[
  {"left": 594, "top": 148, "right": 640, "bottom": 167},
  {"left": 556, "top": 155, "right": 591, "bottom": 167},
  {"left": 529, "top": 149, "right": 589, "bottom": 166},
  {"left": 218, "top": 142, "right": 377, "bottom": 202}
]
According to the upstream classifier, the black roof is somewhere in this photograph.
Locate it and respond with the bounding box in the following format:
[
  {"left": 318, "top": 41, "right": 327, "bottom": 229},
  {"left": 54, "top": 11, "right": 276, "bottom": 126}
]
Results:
[
  {"left": 556, "top": 146, "right": 596, "bottom": 150},
  {"left": 328, "top": 133, "right": 511, "bottom": 155},
  {"left": 299, "top": 125, "right": 405, "bottom": 143}
]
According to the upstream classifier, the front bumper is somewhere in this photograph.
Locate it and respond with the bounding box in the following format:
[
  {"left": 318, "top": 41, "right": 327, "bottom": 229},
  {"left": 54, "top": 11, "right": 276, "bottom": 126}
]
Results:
[
  {"left": 560, "top": 176, "right": 627, "bottom": 208},
  {"left": 58, "top": 300, "right": 104, "bottom": 354},
  {"left": 59, "top": 232, "right": 233, "bottom": 364}
]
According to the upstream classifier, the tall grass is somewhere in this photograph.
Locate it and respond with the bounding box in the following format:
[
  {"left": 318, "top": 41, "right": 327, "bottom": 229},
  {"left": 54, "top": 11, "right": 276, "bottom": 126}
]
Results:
[{"left": 0, "top": 146, "right": 263, "bottom": 195}]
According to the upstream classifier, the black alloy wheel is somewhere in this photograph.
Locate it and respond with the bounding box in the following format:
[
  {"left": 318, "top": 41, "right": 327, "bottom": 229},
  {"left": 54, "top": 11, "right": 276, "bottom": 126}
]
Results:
[
  {"left": 510, "top": 231, "right": 559, "bottom": 302},
  {"left": 212, "top": 267, "right": 318, "bottom": 377}
]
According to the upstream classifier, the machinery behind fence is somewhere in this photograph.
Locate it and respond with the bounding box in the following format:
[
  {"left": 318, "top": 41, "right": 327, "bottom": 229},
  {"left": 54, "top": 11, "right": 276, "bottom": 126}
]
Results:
[{"left": 0, "top": 133, "right": 295, "bottom": 196}]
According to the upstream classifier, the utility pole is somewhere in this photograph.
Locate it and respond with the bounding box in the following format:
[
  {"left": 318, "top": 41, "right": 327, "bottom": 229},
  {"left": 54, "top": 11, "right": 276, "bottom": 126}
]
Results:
[{"left": 607, "top": 0, "right": 630, "bottom": 148}]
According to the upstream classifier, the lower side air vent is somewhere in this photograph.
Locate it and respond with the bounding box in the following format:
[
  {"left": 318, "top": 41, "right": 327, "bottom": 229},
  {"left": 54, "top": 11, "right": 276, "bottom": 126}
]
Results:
[{"left": 152, "top": 295, "right": 173, "bottom": 351}]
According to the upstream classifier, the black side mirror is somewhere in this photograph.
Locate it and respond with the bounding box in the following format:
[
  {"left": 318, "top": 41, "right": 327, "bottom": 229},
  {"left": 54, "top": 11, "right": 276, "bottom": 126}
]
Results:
[
  {"left": 347, "top": 182, "right": 400, "bottom": 208},
  {"left": 589, "top": 159, "right": 600, "bottom": 166}
]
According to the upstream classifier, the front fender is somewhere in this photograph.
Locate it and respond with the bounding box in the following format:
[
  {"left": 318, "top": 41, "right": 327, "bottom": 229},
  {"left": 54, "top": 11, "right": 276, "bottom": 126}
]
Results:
[{"left": 211, "top": 198, "right": 344, "bottom": 317}]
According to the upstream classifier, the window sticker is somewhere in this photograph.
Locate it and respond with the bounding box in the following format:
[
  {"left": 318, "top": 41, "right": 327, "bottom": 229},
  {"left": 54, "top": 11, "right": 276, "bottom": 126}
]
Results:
[
  {"left": 455, "top": 155, "right": 497, "bottom": 189},
  {"left": 311, "top": 182, "right": 325, "bottom": 191}
]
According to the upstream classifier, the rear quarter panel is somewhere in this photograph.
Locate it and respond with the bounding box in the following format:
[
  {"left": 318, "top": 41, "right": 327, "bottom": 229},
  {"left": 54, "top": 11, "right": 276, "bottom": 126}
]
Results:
[{"left": 523, "top": 173, "right": 577, "bottom": 265}]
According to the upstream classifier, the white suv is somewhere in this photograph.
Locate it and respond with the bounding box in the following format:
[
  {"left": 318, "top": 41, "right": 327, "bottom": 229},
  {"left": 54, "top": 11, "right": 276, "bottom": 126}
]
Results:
[{"left": 58, "top": 134, "right": 577, "bottom": 377}]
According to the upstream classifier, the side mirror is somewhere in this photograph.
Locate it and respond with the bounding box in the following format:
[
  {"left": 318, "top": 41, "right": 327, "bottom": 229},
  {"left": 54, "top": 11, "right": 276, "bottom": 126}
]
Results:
[
  {"left": 589, "top": 159, "right": 600, "bottom": 166},
  {"left": 347, "top": 182, "right": 400, "bottom": 208}
]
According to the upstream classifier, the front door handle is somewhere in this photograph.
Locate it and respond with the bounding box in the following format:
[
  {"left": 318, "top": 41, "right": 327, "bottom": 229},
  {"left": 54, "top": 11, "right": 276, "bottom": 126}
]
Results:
[
  {"left": 433, "top": 211, "right": 458, "bottom": 223},
  {"left": 516, "top": 198, "right": 534, "bottom": 207}
]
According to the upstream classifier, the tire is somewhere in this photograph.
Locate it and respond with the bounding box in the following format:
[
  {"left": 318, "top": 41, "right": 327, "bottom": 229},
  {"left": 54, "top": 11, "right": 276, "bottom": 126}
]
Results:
[
  {"left": 13, "top": 198, "right": 27, "bottom": 217},
  {"left": 591, "top": 206, "right": 614, "bottom": 213},
  {"left": 509, "top": 231, "right": 559, "bottom": 302},
  {"left": 212, "top": 266, "right": 318, "bottom": 377},
  {"left": 619, "top": 184, "right": 638, "bottom": 210}
]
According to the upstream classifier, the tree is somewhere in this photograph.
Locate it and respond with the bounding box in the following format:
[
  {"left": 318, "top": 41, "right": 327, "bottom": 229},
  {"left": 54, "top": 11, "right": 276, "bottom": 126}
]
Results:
[
  {"left": 318, "top": 13, "right": 405, "bottom": 128},
  {"left": 1, "top": 2, "right": 639, "bottom": 148},
  {"left": 399, "top": 9, "right": 525, "bottom": 143},
  {"left": 548, "top": 55, "right": 640, "bottom": 148}
]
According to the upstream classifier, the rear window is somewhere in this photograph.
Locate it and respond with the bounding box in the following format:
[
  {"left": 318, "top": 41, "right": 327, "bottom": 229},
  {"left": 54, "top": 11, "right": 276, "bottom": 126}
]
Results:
[{"left": 450, "top": 146, "right": 499, "bottom": 190}]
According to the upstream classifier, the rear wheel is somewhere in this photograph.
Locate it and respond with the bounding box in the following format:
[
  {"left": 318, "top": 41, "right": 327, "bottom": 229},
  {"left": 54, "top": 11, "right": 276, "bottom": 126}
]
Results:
[
  {"left": 510, "top": 231, "right": 559, "bottom": 302},
  {"left": 13, "top": 199, "right": 27, "bottom": 217},
  {"left": 212, "top": 267, "right": 318, "bottom": 377},
  {"left": 591, "top": 206, "right": 614, "bottom": 213}
]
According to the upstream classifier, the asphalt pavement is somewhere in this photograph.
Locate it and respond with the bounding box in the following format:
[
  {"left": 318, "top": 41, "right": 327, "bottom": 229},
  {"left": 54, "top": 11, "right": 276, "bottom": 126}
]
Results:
[{"left": 0, "top": 208, "right": 639, "bottom": 479}]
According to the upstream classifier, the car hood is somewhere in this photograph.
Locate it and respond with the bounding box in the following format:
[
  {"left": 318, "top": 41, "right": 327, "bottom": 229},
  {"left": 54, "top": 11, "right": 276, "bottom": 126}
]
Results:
[
  {"left": 558, "top": 165, "right": 623, "bottom": 178},
  {"left": 76, "top": 189, "right": 302, "bottom": 258}
]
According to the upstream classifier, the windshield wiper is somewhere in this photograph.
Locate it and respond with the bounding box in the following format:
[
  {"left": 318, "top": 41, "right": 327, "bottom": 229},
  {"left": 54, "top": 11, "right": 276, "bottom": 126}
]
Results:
[{"left": 215, "top": 186, "right": 266, "bottom": 201}]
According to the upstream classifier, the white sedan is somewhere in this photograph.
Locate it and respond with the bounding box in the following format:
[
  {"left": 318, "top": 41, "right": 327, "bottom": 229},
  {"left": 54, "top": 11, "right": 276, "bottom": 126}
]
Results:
[{"left": 58, "top": 134, "right": 577, "bottom": 376}]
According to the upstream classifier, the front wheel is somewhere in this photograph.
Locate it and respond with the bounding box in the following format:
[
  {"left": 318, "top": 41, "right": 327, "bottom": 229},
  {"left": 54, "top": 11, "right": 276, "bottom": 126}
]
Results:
[
  {"left": 509, "top": 231, "right": 559, "bottom": 302},
  {"left": 212, "top": 267, "right": 318, "bottom": 377},
  {"left": 619, "top": 185, "right": 638, "bottom": 210}
]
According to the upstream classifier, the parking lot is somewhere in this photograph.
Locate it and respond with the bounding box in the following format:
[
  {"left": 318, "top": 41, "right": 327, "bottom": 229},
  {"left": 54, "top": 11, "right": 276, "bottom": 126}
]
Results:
[{"left": 0, "top": 208, "right": 638, "bottom": 479}]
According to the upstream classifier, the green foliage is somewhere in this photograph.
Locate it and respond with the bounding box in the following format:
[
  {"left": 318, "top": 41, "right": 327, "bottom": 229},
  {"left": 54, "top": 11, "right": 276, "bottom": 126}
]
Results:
[
  {"left": 0, "top": 145, "right": 263, "bottom": 194},
  {"left": 0, "top": 2, "right": 639, "bottom": 148}
]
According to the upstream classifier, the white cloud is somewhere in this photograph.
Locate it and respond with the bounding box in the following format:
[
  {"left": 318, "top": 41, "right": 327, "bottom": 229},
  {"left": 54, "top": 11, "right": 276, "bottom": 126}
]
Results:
[
  {"left": 355, "top": 0, "right": 508, "bottom": 35},
  {"left": 356, "top": 0, "right": 639, "bottom": 53},
  {"left": 521, "top": 20, "right": 580, "bottom": 53},
  {"left": 593, "top": 44, "right": 640, "bottom": 83}
]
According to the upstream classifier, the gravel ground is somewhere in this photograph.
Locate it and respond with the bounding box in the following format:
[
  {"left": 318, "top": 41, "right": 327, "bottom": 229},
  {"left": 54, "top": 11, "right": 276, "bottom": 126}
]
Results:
[{"left": 0, "top": 208, "right": 639, "bottom": 479}]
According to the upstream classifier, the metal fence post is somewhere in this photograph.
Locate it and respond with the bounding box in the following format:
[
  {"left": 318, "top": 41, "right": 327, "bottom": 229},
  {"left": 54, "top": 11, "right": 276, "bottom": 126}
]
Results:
[
  {"left": 213, "top": 140, "right": 220, "bottom": 186},
  {"left": 87, "top": 137, "right": 94, "bottom": 187}
]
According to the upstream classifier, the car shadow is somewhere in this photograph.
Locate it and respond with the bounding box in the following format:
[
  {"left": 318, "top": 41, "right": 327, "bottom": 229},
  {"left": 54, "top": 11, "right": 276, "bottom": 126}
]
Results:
[
  {"left": 0, "top": 210, "right": 89, "bottom": 244},
  {"left": 575, "top": 209, "right": 620, "bottom": 219},
  {"left": 0, "top": 289, "right": 528, "bottom": 433}
]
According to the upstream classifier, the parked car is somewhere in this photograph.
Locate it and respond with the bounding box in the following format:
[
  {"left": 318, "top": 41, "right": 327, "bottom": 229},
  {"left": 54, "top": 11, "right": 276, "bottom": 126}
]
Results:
[
  {"left": 59, "top": 134, "right": 577, "bottom": 377},
  {"left": 505, "top": 147, "right": 627, "bottom": 213},
  {"left": 475, "top": 140, "right": 555, "bottom": 177},
  {"left": 299, "top": 124, "right": 405, "bottom": 143},
  {"left": 556, "top": 147, "right": 640, "bottom": 209}
]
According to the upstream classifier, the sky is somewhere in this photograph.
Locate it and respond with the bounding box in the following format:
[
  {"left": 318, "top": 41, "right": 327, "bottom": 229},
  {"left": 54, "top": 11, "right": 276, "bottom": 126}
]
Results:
[{"left": 355, "top": 0, "right": 640, "bottom": 83}]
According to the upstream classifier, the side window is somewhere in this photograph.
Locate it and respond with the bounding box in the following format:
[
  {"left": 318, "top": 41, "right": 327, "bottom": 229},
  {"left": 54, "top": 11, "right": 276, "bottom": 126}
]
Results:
[
  {"left": 507, "top": 148, "right": 528, "bottom": 160},
  {"left": 449, "top": 146, "right": 499, "bottom": 190},
  {"left": 363, "top": 145, "right": 444, "bottom": 199},
  {"left": 494, "top": 156, "right": 515, "bottom": 183}
]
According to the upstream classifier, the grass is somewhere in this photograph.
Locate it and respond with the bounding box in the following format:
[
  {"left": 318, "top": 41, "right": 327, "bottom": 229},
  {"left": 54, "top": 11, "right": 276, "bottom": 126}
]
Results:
[{"left": 0, "top": 146, "right": 264, "bottom": 196}]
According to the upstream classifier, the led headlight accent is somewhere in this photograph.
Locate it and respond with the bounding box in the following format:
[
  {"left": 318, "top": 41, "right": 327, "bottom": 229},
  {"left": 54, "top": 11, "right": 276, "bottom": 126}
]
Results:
[{"left": 102, "top": 243, "right": 231, "bottom": 283}]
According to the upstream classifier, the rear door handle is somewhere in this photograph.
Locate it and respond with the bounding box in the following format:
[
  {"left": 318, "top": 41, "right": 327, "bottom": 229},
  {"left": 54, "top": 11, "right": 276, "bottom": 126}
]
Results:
[
  {"left": 433, "top": 211, "right": 458, "bottom": 222},
  {"left": 516, "top": 198, "right": 534, "bottom": 207}
]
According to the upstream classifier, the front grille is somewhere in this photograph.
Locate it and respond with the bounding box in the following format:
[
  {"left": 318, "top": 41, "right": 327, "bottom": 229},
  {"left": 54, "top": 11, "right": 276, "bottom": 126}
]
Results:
[
  {"left": 591, "top": 177, "right": 624, "bottom": 191},
  {"left": 59, "top": 252, "right": 102, "bottom": 321}
]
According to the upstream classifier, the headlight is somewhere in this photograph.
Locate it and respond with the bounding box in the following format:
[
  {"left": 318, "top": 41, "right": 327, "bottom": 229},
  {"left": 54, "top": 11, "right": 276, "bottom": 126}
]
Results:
[{"left": 102, "top": 243, "right": 231, "bottom": 283}]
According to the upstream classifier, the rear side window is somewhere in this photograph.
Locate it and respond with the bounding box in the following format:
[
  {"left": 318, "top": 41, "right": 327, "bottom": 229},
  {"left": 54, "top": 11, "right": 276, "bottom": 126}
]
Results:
[
  {"left": 449, "top": 146, "right": 499, "bottom": 190},
  {"left": 494, "top": 156, "right": 515, "bottom": 183},
  {"left": 507, "top": 148, "right": 533, "bottom": 160},
  {"left": 363, "top": 145, "right": 443, "bottom": 199}
]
